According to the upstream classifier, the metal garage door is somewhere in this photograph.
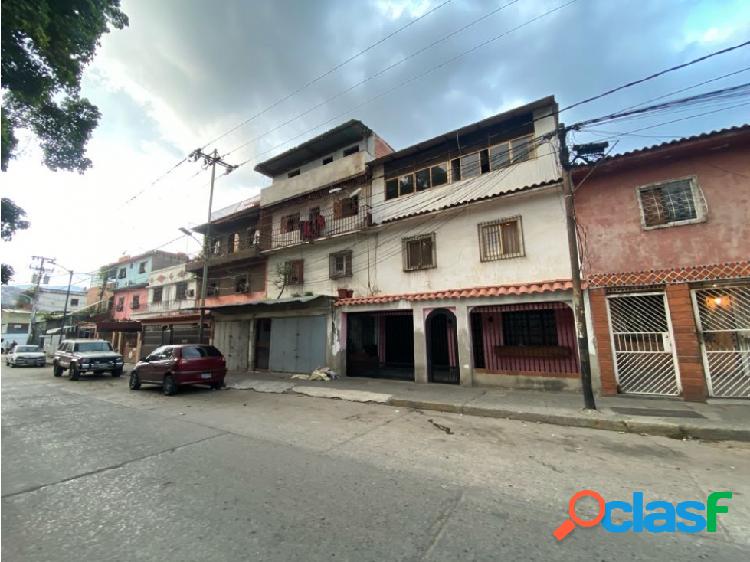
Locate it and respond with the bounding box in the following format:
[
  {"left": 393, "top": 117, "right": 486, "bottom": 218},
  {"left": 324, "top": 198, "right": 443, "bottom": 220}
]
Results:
[
  {"left": 692, "top": 285, "right": 750, "bottom": 398},
  {"left": 269, "top": 316, "right": 327, "bottom": 373}
]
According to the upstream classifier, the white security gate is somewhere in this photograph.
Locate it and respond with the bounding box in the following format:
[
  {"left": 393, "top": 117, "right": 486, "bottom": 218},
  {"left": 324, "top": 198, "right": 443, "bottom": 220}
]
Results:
[
  {"left": 692, "top": 285, "right": 750, "bottom": 398},
  {"left": 606, "top": 293, "right": 680, "bottom": 395}
]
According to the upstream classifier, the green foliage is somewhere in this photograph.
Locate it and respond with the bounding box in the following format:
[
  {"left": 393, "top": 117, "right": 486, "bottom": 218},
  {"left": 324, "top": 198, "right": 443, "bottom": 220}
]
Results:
[
  {"left": 1, "top": 264, "right": 15, "bottom": 285},
  {"left": 1, "top": 197, "right": 30, "bottom": 241},
  {"left": 1, "top": 0, "right": 129, "bottom": 172}
]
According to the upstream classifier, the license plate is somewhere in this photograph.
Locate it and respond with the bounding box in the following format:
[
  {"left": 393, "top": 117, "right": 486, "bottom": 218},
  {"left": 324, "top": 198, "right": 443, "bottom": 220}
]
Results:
[{"left": 201, "top": 373, "right": 211, "bottom": 379}]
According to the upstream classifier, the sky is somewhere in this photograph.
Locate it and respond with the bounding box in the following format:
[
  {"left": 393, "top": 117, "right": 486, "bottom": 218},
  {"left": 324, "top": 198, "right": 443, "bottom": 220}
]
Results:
[{"left": 2, "top": 0, "right": 749, "bottom": 289}]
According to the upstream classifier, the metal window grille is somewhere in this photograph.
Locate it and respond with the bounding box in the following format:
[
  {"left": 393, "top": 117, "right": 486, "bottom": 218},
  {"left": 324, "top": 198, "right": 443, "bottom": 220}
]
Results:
[
  {"left": 478, "top": 217, "right": 524, "bottom": 262},
  {"left": 606, "top": 293, "right": 680, "bottom": 395},
  {"left": 152, "top": 287, "right": 163, "bottom": 303},
  {"left": 286, "top": 260, "right": 304, "bottom": 285},
  {"left": 403, "top": 234, "right": 436, "bottom": 271},
  {"left": 692, "top": 285, "right": 750, "bottom": 398},
  {"left": 638, "top": 177, "right": 704, "bottom": 228}
]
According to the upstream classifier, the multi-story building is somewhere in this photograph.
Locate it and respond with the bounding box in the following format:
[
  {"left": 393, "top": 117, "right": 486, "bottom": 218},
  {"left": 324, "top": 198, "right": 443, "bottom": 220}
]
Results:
[
  {"left": 95, "top": 251, "right": 189, "bottom": 360},
  {"left": 336, "top": 96, "right": 579, "bottom": 388},
  {"left": 131, "top": 263, "right": 201, "bottom": 357},
  {"left": 575, "top": 125, "right": 750, "bottom": 401},
  {"left": 205, "top": 120, "right": 393, "bottom": 372}
]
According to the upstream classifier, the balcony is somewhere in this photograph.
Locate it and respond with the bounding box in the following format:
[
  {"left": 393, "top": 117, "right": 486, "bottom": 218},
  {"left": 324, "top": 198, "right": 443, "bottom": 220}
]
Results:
[
  {"left": 269, "top": 205, "right": 371, "bottom": 250},
  {"left": 185, "top": 243, "right": 262, "bottom": 273}
]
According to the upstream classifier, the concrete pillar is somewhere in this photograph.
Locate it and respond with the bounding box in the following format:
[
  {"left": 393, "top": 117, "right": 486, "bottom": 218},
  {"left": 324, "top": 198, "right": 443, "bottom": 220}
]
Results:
[
  {"left": 455, "top": 304, "right": 473, "bottom": 386},
  {"left": 665, "top": 283, "right": 707, "bottom": 402},
  {"left": 588, "top": 288, "right": 618, "bottom": 396},
  {"left": 412, "top": 305, "right": 428, "bottom": 383}
]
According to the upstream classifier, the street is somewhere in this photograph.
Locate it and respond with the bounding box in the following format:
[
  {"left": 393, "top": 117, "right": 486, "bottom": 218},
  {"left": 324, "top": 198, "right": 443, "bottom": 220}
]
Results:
[{"left": 2, "top": 366, "right": 749, "bottom": 561}]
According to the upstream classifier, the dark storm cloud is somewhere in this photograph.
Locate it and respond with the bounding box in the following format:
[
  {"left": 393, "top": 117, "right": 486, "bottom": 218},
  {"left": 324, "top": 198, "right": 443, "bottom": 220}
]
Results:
[{"left": 104, "top": 0, "right": 750, "bottom": 191}]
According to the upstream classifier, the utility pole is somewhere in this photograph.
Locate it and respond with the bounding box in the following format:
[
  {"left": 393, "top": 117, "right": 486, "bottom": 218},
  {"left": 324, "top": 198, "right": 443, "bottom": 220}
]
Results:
[
  {"left": 557, "top": 124, "right": 596, "bottom": 410},
  {"left": 188, "top": 148, "right": 237, "bottom": 343},
  {"left": 55, "top": 264, "right": 74, "bottom": 343},
  {"left": 28, "top": 256, "right": 55, "bottom": 345}
]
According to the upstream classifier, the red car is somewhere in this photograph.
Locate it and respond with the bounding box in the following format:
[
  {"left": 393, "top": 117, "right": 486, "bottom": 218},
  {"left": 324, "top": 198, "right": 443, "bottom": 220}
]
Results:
[{"left": 129, "top": 344, "right": 227, "bottom": 396}]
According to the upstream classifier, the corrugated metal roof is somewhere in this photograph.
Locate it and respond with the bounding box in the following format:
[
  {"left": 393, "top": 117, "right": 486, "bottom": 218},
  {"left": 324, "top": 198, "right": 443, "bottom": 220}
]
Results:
[
  {"left": 574, "top": 124, "right": 750, "bottom": 169},
  {"left": 208, "top": 295, "right": 333, "bottom": 311},
  {"left": 336, "top": 280, "right": 574, "bottom": 306},
  {"left": 373, "top": 146, "right": 561, "bottom": 224},
  {"left": 211, "top": 194, "right": 260, "bottom": 222}
]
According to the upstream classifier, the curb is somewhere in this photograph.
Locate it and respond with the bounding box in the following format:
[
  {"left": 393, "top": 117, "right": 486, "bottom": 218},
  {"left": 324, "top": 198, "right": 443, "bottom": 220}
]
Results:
[{"left": 387, "top": 398, "right": 750, "bottom": 442}]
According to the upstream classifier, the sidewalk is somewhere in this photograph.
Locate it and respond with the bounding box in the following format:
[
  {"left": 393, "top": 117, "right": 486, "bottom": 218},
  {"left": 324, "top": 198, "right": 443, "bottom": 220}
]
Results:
[{"left": 225, "top": 370, "right": 750, "bottom": 442}]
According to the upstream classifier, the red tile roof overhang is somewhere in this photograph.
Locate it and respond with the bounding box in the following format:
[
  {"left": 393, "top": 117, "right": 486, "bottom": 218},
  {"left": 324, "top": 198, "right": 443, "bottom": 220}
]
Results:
[{"left": 335, "top": 279, "right": 575, "bottom": 306}]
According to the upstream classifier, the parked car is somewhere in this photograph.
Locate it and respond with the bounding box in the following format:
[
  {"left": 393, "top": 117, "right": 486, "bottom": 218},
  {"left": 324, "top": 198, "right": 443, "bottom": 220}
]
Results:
[
  {"left": 129, "top": 344, "right": 227, "bottom": 396},
  {"left": 52, "top": 339, "right": 124, "bottom": 380},
  {"left": 5, "top": 345, "right": 46, "bottom": 368}
]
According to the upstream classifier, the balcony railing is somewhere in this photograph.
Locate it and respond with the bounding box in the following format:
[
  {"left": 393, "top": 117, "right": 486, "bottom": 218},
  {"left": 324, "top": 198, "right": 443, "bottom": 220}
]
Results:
[
  {"left": 269, "top": 207, "right": 371, "bottom": 250},
  {"left": 144, "top": 299, "right": 197, "bottom": 313}
]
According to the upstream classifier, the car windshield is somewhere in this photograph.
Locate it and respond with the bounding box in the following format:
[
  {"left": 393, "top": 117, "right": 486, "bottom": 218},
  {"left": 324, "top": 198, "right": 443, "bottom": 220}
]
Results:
[
  {"left": 16, "top": 346, "right": 39, "bottom": 352},
  {"left": 74, "top": 341, "right": 113, "bottom": 352}
]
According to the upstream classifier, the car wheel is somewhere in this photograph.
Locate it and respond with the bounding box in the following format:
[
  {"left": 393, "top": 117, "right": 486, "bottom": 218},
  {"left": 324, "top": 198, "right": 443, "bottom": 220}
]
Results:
[
  {"left": 53, "top": 363, "right": 63, "bottom": 377},
  {"left": 112, "top": 368, "right": 123, "bottom": 377},
  {"left": 69, "top": 364, "right": 80, "bottom": 381},
  {"left": 10, "top": 362, "right": 16, "bottom": 368},
  {"left": 129, "top": 371, "right": 141, "bottom": 390},
  {"left": 163, "top": 374, "right": 177, "bottom": 396},
  {"left": 211, "top": 382, "right": 222, "bottom": 390}
]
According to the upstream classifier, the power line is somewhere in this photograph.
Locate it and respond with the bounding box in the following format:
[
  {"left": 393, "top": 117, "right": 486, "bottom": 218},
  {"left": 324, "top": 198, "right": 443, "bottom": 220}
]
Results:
[
  {"left": 201, "top": 0, "right": 454, "bottom": 151},
  {"left": 559, "top": 39, "right": 750, "bottom": 114}
]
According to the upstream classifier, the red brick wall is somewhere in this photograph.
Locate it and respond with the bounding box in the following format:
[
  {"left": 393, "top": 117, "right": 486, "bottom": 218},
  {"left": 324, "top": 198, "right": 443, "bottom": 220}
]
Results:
[
  {"left": 589, "top": 288, "right": 618, "bottom": 395},
  {"left": 665, "top": 283, "right": 707, "bottom": 402}
]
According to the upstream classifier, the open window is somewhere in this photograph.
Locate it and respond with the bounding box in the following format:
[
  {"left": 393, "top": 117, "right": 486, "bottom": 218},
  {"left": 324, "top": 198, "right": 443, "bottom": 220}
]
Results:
[
  {"left": 280, "top": 213, "right": 300, "bottom": 234},
  {"left": 152, "top": 287, "right": 163, "bottom": 303},
  {"left": 334, "top": 195, "right": 359, "bottom": 219},
  {"left": 329, "top": 250, "right": 353, "bottom": 279},
  {"left": 343, "top": 145, "right": 360, "bottom": 156},
  {"left": 637, "top": 177, "right": 704, "bottom": 228}
]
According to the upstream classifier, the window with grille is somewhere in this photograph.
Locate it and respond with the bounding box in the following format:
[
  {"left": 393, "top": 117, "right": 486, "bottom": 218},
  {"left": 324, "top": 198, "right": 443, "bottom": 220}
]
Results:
[
  {"left": 329, "top": 251, "right": 352, "bottom": 279},
  {"left": 638, "top": 177, "right": 703, "bottom": 228},
  {"left": 132, "top": 295, "right": 140, "bottom": 309},
  {"left": 285, "top": 260, "right": 304, "bottom": 285},
  {"left": 116, "top": 296, "right": 124, "bottom": 311},
  {"left": 334, "top": 196, "right": 359, "bottom": 219},
  {"left": 478, "top": 217, "right": 524, "bottom": 261},
  {"left": 502, "top": 310, "right": 558, "bottom": 346},
  {"left": 70, "top": 298, "right": 79, "bottom": 306},
  {"left": 235, "top": 276, "right": 248, "bottom": 293},
  {"left": 152, "top": 287, "right": 163, "bottom": 303},
  {"left": 403, "top": 234, "right": 436, "bottom": 271}
]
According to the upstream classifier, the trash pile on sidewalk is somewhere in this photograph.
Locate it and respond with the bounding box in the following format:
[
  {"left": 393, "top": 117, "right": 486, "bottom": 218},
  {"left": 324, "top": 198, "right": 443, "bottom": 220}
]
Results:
[{"left": 290, "top": 367, "right": 339, "bottom": 382}]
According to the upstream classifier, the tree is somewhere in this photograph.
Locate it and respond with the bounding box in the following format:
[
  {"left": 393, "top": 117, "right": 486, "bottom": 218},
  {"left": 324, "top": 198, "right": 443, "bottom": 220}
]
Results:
[
  {"left": 1, "top": 198, "right": 31, "bottom": 284},
  {"left": 1, "top": 0, "right": 129, "bottom": 172}
]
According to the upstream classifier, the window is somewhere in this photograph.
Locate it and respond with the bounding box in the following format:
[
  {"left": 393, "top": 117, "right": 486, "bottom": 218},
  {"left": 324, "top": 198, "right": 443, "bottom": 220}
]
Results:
[
  {"left": 403, "top": 234, "right": 436, "bottom": 271},
  {"left": 415, "top": 168, "right": 430, "bottom": 191},
  {"left": 478, "top": 217, "right": 524, "bottom": 261},
  {"left": 152, "top": 287, "right": 163, "bottom": 303},
  {"left": 116, "top": 296, "right": 124, "bottom": 311},
  {"left": 212, "top": 238, "right": 221, "bottom": 255},
  {"left": 75, "top": 341, "right": 114, "bottom": 352},
  {"left": 285, "top": 260, "right": 304, "bottom": 285},
  {"left": 638, "top": 177, "right": 703, "bottom": 228},
  {"left": 288, "top": 169, "right": 300, "bottom": 178},
  {"left": 70, "top": 298, "right": 79, "bottom": 306},
  {"left": 460, "top": 151, "right": 481, "bottom": 179},
  {"left": 280, "top": 213, "right": 300, "bottom": 234},
  {"left": 343, "top": 145, "right": 359, "bottom": 156},
  {"left": 431, "top": 163, "right": 448, "bottom": 187},
  {"left": 489, "top": 135, "right": 533, "bottom": 170},
  {"left": 398, "top": 174, "right": 414, "bottom": 195},
  {"left": 502, "top": 310, "right": 558, "bottom": 346},
  {"left": 118, "top": 268, "right": 126, "bottom": 279},
  {"left": 132, "top": 295, "right": 140, "bottom": 309},
  {"left": 451, "top": 158, "right": 461, "bottom": 182},
  {"left": 322, "top": 156, "right": 333, "bottom": 165},
  {"left": 385, "top": 178, "right": 399, "bottom": 200},
  {"left": 329, "top": 251, "right": 353, "bottom": 279},
  {"left": 208, "top": 280, "right": 219, "bottom": 296},
  {"left": 175, "top": 281, "right": 188, "bottom": 301},
  {"left": 235, "top": 275, "right": 248, "bottom": 293},
  {"left": 183, "top": 345, "right": 222, "bottom": 358},
  {"left": 334, "top": 195, "right": 359, "bottom": 219},
  {"left": 138, "top": 262, "right": 147, "bottom": 274}
]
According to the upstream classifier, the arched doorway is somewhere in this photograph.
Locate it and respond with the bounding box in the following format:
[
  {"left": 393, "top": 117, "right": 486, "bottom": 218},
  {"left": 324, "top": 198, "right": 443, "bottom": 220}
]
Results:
[{"left": 426, "top": 308, "right": 459, "bottom": 384}]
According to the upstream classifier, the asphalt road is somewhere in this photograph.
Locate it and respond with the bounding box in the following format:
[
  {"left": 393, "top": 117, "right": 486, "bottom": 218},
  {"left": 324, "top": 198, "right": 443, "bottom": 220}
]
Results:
[{"left": 2, "top": 366, "right": 749, "bottom": 561}]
